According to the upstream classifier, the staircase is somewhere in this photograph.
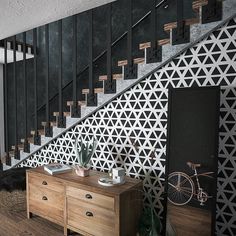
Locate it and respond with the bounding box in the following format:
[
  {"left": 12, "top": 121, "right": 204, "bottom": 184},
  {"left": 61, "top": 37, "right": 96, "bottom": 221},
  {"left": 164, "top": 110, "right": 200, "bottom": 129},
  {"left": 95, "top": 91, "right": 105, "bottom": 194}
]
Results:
[{"left": 0, "top": 0, "right": 235, "bottom": 171}]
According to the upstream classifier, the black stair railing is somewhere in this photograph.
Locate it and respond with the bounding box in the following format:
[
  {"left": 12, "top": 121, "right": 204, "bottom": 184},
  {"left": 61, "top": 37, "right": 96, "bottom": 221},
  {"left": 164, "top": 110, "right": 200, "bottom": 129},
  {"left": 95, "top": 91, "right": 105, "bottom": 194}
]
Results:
[
  {"left": 104, "top": 3, "right": 116, "bottom": 94},
  {"left": 23, "top": 32, "right": 30, "bottom": 153},
  {"left": 71, "top": 15, "right": 81, "bottom": 117},
  {"left": 146, "top": 0, "right": 162, "bottom": 63},
  {"left": 124, "top": 0, "right": 138, "bottom": 80},
  {"left": 87, "top": 9, "right": 97, "bottom": 106},
  {"left": 57, "top": 20, "right": 66, "bottom": 128},
  {"left": 44, "top": 24, "right": 53, "bottom": 137},
  {"left": 4, "top": 39, "right": 11, "bottom": 165},
  {"left": 33, "top": 28, "right": 41, "bottom": 145},
  {"left": 172, "top": 0, "right": 190, "bottom": 45},
  {"left": 13, "top": 36, "right": 20, "bottom": 160}
]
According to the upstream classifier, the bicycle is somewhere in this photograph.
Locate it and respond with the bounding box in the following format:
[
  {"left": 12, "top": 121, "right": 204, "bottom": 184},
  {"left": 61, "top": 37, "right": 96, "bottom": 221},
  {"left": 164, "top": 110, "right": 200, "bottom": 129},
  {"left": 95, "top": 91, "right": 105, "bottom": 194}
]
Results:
[{"left": 167, "top": 161, "right": 214, "bottom": 206}]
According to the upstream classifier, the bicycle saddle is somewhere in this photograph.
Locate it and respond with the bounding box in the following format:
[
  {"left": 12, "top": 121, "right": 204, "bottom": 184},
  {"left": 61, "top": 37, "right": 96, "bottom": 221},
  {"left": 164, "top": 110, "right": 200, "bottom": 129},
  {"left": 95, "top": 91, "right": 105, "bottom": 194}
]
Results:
[{"left": 187, "top": 161, "right": 201, "bottom": 169}]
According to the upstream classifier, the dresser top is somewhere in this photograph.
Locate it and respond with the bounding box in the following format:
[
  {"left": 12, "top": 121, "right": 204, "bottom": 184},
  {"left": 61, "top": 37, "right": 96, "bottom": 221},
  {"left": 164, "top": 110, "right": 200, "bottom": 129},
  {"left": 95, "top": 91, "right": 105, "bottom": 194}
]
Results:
[{"left": 27, "top": 167, "right": 142, "bottom": 196}]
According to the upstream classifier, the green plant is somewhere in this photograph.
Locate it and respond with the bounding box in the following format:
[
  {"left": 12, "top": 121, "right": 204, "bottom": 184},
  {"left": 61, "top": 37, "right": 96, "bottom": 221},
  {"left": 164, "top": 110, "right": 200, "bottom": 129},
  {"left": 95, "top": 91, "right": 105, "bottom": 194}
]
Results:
[
  {"left": 138, "top": 207, "right": 162, "bottom": 236},
  {"left": 74, "top": 137, "right": 97, "bottom": 168}
]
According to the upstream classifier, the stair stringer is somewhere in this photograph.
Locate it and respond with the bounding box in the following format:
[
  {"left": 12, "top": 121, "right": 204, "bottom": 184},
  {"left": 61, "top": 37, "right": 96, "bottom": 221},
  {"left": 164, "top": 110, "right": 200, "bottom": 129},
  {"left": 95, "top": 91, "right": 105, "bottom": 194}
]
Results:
[{"left": 3, "top": 0, "right": 236, "bottom": 170}]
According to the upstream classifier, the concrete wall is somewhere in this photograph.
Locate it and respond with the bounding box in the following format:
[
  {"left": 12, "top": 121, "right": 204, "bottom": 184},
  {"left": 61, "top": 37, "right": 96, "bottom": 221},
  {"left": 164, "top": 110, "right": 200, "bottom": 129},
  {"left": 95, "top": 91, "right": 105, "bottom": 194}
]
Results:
[{"left": 0, "top": 64, "right": 4, "bottom": 156}]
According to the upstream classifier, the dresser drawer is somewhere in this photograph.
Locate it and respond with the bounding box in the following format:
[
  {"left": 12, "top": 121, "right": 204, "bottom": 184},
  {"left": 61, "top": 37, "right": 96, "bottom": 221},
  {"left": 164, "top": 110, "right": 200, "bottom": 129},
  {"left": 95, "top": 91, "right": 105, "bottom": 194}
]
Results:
[
  {"left": 67, "top": 196, "right": 115, "bottom": 236},
  {"left": 28, "top": 184, "right": 64, "bottom": 224},
  {"left": 67, "top": 186, "right": 114, "bottom": 211},
  {"left": 28, "top": 173, "right": 64, "bottom": 193}
]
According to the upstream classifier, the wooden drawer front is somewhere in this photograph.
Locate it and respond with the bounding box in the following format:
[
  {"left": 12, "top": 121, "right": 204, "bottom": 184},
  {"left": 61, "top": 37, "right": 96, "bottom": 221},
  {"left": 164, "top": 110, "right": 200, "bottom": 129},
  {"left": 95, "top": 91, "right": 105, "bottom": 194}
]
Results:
[
  {"left": 28, "top": 173, "right": 64, "bottom": 193},
  {"left": 29, "top": 184, "right": 64, "bottom": 224},
  {"left": 67, "top": 197, "right": 115, "bottom": 236},
  {"left": 67, "top": 186, "right": 114, "bottom": 211}
]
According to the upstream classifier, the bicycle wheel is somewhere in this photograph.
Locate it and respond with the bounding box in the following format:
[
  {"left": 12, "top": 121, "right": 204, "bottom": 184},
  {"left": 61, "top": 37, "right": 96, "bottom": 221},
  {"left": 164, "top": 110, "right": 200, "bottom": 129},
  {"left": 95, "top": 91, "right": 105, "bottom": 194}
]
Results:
[{"left": 168, "top": 172, "right": 194, "bottom": 206}]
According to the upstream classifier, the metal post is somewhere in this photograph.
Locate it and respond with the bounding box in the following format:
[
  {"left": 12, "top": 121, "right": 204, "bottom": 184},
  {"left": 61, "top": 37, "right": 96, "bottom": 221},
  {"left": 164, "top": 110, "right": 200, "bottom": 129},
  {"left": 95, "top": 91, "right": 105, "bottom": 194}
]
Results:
[
  {"left": 172, "top": 0, "right": 190, "bottom": 45},
  {"left": 71, "top": 15, "right": 81, "bottom": 117},
  {"left": 45, "top": 24, "right": 52, "bottom": 137},
  {"left": 104, "top": 4, "right": 116, "bottom": 94},
  {"left": 13, "top": 36, "right": 20, "bottom": 159},
  {"left": 3, "top": 39, "right": 11, "bottom": 165},
  {"left": 57, "top": 20, "right": 66, "bottom": 128},
  {"left": 124, "top": 0, "right": 137, "bottom": 80},
  {"left": 23, "top": 32, "right": 30, "bottom": 152},
  {"left": 146, "top": 0, "right": 162, "bottom": 63},
  {"left": 87, "top": 10, "right": 97, "bottom": 106},
  {"left": 33, "top": 28, "right": 41, "bottom": 145}
]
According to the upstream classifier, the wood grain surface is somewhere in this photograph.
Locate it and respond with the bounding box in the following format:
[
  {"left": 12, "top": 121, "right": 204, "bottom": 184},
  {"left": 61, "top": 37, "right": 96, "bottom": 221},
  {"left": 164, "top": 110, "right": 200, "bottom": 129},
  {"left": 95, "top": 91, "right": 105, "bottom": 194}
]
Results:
[
  {"left": 167, "top": 204, "right": 212, "bottom": 236},
  {"left": 0, "top": 190, "right": 80, "bottom": 236}
]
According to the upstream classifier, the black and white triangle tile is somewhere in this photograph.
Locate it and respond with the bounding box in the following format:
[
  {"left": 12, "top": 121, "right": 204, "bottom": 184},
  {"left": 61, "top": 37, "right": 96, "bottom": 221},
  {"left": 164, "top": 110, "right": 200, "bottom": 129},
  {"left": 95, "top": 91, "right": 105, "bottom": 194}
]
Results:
[{"left": 18, "top": 17, "right": 236, "bottom": 235}]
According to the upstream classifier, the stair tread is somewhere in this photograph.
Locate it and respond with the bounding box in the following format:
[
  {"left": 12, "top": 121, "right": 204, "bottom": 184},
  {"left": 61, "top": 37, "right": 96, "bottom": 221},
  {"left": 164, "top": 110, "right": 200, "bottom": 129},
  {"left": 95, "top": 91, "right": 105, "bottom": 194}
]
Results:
[
  {"left": 53, "top": 112, "right": 60, "bottom": 116},
  {"left": 140, "top": 39, "right": 170, "bottom": 49},
  {"left": 12, "top": 144, "right": 24, "bottom": 150},
  {"left": 63, "top": 112, "right": 71, "bottom": 117},
  {"left": 158, "top": 38, "right": 170, "bottom": 46},
  {"left": 30, "top": 130, "right": 36, "bottom": 135},
  {"left": 82, "top": 89, "right": 90, "bottom": 94},
  {"left": 31, "top": 129, "right": 44, "bottom": 136},
  {"left": 118, "top": 57, "right": 145, "bottom": 67},
  {"left": 134, "top": 57, "right": 145, "bottom": 64},
  {"left": 9, "top": 151, "right": 15, "bottom": 156},
  {"left": 98, "top": 75, "right": 108, "bottom": 81},
  {"left": 192, "top": 0, "right": 208, "bottom": 10},
  {"left": 28, "top": 137, "right": 34, "bottom": 144},
  {"left": 67, "top": 101, "right": 82, "bottom": 107},
  {"left": 67, "top": 101, "right": 73, "bottom": 106},
  {"left": 164, "top": 22, "right": 177, "bottom": 31},
  {"left": 118, "top": 60, "right": 128, "bottom": 67},
  {"left": 38, "top": 129, "right": 45, "bottom": 135},
  {"left": 67, "top": 101, "right": 86, "bottom": 106},
  {"left": 41, "top": 121, "right": 53, "bottom": 127},
  {"left": 20, "top": 138, "right": 26, "bottom": 143},
  {"left": 78, "top": 101, "right": 86, "bottom": 106},
  {"left": 113, "top": 74, "right": 123, "bottom": 80},
  {"left": 164, "top": 18, "right": 200, "bottom": 31},
  {"left": 50, "top": 121, "right": 57, "bottom": 127},
  {"left": 98, "top": 73, "right": 123, "bottom": 81},
  {"left": 139, "top": 42, "right": 151, "bottom": 50},
  {"left": 94, "top": 88, "right": 104, "bottom": 94},
  {"left": 53, "top": 111, "right": 68, "bottom": 117}
]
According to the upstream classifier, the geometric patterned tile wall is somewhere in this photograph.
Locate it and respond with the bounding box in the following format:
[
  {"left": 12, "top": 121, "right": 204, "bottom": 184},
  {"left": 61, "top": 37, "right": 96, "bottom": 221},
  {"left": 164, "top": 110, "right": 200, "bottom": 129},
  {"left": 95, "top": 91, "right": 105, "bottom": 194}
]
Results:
[{"left": 19, "top": 17, "right": 236, "bottom": 235}]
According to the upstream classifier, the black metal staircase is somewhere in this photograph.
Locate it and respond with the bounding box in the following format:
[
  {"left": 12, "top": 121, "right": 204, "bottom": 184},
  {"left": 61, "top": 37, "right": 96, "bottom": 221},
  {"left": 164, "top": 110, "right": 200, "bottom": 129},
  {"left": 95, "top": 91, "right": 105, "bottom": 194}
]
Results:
[{"left": 0, "top": 0, "right": 224, "bottom": 170}]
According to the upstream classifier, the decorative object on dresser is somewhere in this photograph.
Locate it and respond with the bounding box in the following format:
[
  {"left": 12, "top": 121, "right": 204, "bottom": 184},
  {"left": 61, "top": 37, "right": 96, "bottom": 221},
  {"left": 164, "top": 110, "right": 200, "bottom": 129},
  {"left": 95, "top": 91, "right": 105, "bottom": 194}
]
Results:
[
  {"left": 73, "top": 136, "right": 97, "bottom": 177},
  {"left": 26, "top": 167, "right": 142, "bottom": 236},
  {"left": 43, "top": 163, "right": 72, "bottom": 175},
  {"left": 112, "top": 167, "right": 125, "bottom": 184},
  {"left": 98, "top": 167, "right": 126, "bottom": 186}
]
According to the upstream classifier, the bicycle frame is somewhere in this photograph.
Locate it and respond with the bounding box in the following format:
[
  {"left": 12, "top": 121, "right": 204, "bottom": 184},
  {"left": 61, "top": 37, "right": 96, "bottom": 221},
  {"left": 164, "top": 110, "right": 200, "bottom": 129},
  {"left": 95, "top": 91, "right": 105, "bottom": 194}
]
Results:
[
  {"left": 189, "top": 169, "right": 214, "bottom": 196},
  {"left": 167, "top": 166, "right": 214, "bottom": 206}
]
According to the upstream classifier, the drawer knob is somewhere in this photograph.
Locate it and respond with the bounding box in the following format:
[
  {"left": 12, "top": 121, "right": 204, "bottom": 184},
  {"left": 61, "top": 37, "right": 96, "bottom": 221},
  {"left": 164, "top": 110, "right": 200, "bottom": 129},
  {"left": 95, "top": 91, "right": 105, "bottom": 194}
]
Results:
[
  {"left": 42, "top": 196, "right": 48, "bottom": 201},
  {"left": 42, "top": 181, "right": 48, "bottom": 185},
  {"left": 85, "top": 194, "right": 92, "bottom": 199},
  {"left": 86, "top": 211, "right": 93, "bottom": 217}
]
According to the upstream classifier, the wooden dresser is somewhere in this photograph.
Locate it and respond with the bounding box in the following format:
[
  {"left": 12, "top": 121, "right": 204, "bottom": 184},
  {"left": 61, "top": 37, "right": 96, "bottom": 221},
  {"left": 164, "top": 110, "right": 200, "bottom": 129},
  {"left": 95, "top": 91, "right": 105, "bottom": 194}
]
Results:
[{"left": 26, "top": 167, "right": 143, "bottom": 236}]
